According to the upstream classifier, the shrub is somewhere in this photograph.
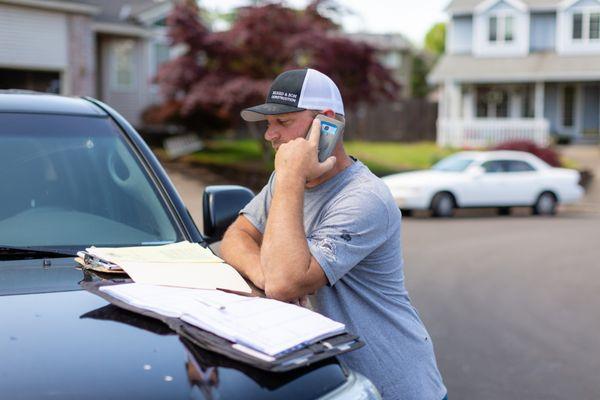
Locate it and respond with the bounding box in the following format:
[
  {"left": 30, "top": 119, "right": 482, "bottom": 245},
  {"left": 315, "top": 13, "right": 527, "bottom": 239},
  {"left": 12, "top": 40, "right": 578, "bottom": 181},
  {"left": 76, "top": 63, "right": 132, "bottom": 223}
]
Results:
[{"left": 492, "top": 140, "right": 562, "bottom": 167}]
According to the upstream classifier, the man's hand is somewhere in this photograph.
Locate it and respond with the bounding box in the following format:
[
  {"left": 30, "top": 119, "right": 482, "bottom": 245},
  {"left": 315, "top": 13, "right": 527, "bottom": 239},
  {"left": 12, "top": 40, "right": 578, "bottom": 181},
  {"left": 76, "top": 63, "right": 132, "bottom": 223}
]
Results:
[{"left": 274, "top": 118, "right": 336, "bottom": 182}]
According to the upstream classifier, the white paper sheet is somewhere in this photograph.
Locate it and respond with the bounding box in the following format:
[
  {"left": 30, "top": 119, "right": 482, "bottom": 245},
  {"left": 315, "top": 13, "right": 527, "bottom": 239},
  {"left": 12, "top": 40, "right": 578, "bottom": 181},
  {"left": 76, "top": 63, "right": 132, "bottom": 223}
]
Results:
[
  {"left": 87, "top": 241, "right": 223, "bottom": 263},
  {"left": 117, "top": 261, "right": 252, "bottom": 293},
  {"left": 100, "top": 283, "right": 345, "bottom": 357}
]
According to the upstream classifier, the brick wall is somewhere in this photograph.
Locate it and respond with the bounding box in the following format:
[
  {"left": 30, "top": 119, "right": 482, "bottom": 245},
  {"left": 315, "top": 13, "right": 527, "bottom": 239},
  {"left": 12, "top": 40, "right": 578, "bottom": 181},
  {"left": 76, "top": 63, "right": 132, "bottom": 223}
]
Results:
[{"left": 67, "top": 14, "right": 95, "bottom": 97}]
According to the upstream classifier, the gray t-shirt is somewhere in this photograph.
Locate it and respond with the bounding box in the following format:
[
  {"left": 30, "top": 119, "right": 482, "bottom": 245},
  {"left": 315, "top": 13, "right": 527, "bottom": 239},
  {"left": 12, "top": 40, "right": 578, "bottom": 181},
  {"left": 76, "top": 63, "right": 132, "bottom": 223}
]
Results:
[{"left": 240, "top": 159, "right": 446, "bottom": 400}]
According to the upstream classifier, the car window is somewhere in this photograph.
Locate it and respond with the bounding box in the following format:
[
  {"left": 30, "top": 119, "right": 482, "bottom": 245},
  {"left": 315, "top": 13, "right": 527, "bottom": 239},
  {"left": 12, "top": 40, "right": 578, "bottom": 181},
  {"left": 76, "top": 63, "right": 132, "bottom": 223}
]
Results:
[
  {"left": 481, "top": 160, "right": 505, "bottom": 173},
  {"left": 432, "top": 156, "right": 475, "bottom": 172},
  {"left": 504, "top": 160, "right": 535, "bottom": 172},
  {"left": 0, "top": 113, "right": 184, "bottom": 249}
]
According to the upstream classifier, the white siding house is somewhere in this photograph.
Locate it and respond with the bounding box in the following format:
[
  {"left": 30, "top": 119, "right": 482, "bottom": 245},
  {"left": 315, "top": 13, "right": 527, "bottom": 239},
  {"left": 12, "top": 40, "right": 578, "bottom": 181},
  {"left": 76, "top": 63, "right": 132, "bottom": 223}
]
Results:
[
  {"left": 430, "top": 0, "right": 600, "bottom": 147},
  {"left": 0, "top": 0, "right": 173, "bottom": 126}
]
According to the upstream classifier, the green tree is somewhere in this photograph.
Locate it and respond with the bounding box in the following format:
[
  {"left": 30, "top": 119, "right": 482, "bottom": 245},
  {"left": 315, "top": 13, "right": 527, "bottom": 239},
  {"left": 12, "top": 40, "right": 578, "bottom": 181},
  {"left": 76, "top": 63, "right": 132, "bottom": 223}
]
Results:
[{"left": 424, "top": 22, "right": 446, "bottom": 56}]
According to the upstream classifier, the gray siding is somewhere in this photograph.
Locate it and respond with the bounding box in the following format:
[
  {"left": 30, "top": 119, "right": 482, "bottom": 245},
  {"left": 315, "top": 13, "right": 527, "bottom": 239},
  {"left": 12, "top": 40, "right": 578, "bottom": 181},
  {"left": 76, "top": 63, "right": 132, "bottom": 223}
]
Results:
[
  {"left": 544, "top": 83, "right": 559, "bottom": 134},
  {"left": 530, "top": 12, "right": 556, "bottom": 52},
  {"left": 449, "top": 15, "right": 473, "bottom": 54},
  {"left": 583, "top": 84, "right": 599, "bottom": 132}
]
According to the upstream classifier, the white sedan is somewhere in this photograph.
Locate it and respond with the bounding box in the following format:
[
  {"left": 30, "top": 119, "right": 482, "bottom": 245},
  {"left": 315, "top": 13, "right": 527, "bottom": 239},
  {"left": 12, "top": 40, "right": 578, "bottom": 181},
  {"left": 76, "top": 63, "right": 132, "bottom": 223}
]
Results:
[{"left": 382, "top": 150, "right": 584, "bottom": 217}]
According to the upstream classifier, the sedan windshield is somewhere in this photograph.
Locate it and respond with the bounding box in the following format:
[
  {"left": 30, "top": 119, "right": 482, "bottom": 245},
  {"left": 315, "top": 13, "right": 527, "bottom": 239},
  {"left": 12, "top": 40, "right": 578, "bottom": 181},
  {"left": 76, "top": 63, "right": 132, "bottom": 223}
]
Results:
[
  {"left": 431, "top": 156, "right": 475, "bottom": 172},
  {"left": 0, "top": 113, "right": 183, "bottom": 249}
]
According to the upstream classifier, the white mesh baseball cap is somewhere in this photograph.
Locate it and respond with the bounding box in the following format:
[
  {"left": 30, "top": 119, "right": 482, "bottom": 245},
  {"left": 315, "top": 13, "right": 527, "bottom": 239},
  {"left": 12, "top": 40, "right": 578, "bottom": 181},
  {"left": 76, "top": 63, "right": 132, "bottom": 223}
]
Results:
[{"left": 241, "top": 68, "right": 345, "bottom": 122}]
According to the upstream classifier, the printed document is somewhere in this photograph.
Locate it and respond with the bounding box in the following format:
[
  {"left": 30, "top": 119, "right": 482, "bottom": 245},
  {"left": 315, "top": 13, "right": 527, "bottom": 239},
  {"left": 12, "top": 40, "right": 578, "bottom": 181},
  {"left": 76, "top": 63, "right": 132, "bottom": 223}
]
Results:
[{"left": 100, "top": 283, "right": 345, "bottom": 357}]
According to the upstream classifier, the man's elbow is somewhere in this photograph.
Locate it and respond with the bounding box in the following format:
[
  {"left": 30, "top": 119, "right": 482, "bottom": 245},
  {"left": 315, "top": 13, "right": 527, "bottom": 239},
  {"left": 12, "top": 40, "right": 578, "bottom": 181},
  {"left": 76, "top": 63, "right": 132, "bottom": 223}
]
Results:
[{"left": 264, "top": 279, "right": 305, "bottom": 302}]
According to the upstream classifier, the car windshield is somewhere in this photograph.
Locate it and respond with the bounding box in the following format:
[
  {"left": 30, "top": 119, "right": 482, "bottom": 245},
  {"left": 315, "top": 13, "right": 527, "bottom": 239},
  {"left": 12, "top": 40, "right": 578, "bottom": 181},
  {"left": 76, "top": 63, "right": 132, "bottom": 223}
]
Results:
[
  {"left": 0, "top": 113, "right": 183, "bottom": 249},
  {"left": 431, "top": 155, "right": 475, "bottom": 172}
]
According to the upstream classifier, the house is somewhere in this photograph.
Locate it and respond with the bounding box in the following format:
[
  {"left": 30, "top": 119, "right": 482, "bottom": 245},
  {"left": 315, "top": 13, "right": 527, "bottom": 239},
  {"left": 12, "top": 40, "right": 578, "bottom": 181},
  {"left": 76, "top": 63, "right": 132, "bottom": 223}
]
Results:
[
  {"left": 429, "top": 0, "right": 600, "bottom": 147},
  {"left": 0, "top": 0, "right": 173, "bottom": 126},
  {"left": 347, "top": 32, "right": 415, "bottom": 98}
]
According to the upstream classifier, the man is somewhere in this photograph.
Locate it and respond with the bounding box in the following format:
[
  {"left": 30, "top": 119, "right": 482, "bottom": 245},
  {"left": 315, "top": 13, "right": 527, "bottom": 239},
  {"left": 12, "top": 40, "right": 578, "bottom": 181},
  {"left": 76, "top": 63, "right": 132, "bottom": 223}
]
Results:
[{"left": 220, "top": 68, "right": 447, "bottom": 400}]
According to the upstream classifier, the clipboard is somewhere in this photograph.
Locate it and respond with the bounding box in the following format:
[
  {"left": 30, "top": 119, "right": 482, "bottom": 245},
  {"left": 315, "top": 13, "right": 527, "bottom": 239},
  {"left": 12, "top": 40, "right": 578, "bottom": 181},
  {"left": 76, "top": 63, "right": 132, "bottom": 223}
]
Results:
[{"left": 81, "top": 281, "right": 363, "bottom": 372}]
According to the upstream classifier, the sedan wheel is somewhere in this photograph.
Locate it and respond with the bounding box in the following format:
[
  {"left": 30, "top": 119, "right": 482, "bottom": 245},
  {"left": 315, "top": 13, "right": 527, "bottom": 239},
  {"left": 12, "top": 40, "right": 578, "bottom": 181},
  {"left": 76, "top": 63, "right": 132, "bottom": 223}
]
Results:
[
  {"left": 533, "top": 192, "right": 557, "bottom": 216},
  {"left": 431, "top": 192, "right": 455, "bottom": 218}
]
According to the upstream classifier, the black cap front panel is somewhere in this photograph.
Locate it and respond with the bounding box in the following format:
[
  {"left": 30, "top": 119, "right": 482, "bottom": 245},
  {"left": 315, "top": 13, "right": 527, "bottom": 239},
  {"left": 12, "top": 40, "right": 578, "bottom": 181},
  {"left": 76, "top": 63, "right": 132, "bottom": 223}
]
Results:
[{"left": 266, "top": 69, "right": 307, "bottom": 107}]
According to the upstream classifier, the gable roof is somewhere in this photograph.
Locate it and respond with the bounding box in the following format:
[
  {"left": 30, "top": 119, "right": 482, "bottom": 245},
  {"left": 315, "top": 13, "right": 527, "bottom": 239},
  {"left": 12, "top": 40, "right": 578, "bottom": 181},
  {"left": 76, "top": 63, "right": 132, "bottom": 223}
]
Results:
[
  {"left": 59, "top": 0, "right": 169, "bottom": 24},
  {"left": 446, "top": 0, "right": 563, "bottom": 14}
]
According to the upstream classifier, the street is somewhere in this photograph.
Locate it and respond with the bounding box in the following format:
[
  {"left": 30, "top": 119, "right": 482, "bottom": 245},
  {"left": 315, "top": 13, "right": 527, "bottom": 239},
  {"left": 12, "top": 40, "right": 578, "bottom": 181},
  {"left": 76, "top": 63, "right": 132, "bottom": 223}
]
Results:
[
  {"left": 403, "top": 213, "right": 600, "bottom": 399},
  {"left": 164, "top": 147, "right": 600, "bottom": 399}
]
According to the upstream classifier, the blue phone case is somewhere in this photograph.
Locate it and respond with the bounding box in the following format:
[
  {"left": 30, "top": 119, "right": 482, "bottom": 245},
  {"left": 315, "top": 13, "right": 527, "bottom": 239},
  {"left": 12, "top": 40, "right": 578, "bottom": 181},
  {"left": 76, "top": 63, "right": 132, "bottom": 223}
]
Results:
[{"left": 313, "top": 115, "right": 344, "bottom": 162}]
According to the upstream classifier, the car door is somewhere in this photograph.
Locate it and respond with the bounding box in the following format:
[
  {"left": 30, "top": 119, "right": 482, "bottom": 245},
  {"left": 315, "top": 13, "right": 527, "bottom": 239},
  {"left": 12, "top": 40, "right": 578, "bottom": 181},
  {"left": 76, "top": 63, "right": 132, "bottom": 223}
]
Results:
[
  {"left": 460, "top": 160, "right": 516, "bottom": 206},
  {"left": 500, "top": 159, "right": 540, "bottom": 205}
]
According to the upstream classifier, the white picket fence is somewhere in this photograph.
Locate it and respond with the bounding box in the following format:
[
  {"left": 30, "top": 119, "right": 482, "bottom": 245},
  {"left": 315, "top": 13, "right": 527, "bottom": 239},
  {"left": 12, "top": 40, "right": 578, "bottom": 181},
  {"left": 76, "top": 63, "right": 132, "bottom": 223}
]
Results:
[{"left": 437, "top": 118, "right": 551, "bottom": 148}]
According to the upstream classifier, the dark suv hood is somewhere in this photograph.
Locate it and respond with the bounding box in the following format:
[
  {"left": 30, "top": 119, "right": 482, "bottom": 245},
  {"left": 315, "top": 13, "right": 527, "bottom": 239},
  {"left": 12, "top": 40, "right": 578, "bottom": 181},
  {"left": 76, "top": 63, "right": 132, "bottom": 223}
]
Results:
[{"left": 0, "top": 259, "right": 347, "bottom": 399}]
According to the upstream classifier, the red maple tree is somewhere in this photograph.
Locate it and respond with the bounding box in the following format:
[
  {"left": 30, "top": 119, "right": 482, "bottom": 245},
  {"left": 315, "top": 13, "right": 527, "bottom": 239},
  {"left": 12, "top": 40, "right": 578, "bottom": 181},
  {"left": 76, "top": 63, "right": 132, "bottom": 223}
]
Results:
[{"left": 150, "top": 0, "right": 399, "bottom": 135}]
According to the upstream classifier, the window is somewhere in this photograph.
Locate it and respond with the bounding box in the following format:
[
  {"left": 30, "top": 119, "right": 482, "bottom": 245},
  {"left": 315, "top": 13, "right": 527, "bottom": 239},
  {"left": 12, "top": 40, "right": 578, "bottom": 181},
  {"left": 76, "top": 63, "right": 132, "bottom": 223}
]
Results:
[
  {"left": 476, "top": 87, "right": 509, "bottom": 118},
  {"left": 495, "top": 90, "right": 509, "bottom": 118},
  {"left": 489, "top": 16, "right": 498, "bottom": 42},
  {"left": 111, "top": 40, "right": 136, "bottom": 90},
  {"left": 482, "top": 160, "right": 505, "bottom": 173},
  {"left": 591, "top": 13, "right": 600, "bottom": 40},
  {"left": 0, "top": 113, "right": 183, "bottom": 248},
  {"left": 504, "top": 16, "right": 514, "bottom": 42},
  {"left": 380, "top": 51, "right": 402, "bottom": 69},
  {"left": 154, "top": 43, "right": 170, "bottom": 72},
  {"left": 573, "top": 13, "right": 583, "bottom": 39},
  {"left": 505, "top": 160, "right": 535, "bottom": 172},
  {"left": 562, "top": 85, "right": 575, "bottom": 128},
  {"left": 488, "top": 14, "right": 514, "bottom": 44},
  {"left": 572, "top": 11, "right": 600, "bottom": 41},
  {"left": 431, "top": 156, "right": 475, "bottom": 172}
]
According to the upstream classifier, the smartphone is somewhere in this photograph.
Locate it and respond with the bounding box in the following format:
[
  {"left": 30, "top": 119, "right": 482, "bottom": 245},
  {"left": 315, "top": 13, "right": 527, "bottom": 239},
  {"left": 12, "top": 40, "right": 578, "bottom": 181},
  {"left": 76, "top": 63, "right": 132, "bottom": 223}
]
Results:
[{"left": 307, "top": 114, "right": 345, "bottom": 162}]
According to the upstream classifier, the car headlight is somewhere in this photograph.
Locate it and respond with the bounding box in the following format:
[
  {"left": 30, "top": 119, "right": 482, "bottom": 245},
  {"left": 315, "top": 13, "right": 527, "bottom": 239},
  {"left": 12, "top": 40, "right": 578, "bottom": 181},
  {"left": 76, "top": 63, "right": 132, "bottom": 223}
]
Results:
[{"left": 318, "top": 371, "right": 382, "bottom": 400}]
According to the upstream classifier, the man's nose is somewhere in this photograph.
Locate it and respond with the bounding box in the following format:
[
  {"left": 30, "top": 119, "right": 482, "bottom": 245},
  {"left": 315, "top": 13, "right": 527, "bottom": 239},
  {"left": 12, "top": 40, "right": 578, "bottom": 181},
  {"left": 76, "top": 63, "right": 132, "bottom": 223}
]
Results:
[{"left": 264, "top": 126, "right": 279, "bottom": 142}]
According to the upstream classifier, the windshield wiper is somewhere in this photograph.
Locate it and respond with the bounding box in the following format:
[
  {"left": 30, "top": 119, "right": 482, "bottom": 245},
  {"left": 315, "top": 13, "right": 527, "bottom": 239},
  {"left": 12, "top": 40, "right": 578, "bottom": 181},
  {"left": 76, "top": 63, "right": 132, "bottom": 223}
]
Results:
[{"left": 0, "top": 245, "right": 77, "bottom": 261}]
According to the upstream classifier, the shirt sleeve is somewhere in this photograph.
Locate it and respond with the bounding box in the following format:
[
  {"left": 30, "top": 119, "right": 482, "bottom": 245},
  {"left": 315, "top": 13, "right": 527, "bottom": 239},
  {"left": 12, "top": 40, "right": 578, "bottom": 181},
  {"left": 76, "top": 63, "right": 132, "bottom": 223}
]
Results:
[
  {"left": 307, "top": 192, "right": 391, "bottom": 286},
  {"left": 238, "top": 172, "right": 275, "bottom": 234}
]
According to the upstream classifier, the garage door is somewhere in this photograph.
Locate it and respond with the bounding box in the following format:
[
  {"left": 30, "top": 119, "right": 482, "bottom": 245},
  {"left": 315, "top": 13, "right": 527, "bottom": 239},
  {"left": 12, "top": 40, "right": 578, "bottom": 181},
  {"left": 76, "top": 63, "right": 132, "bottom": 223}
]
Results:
[{"left": 0, "top": 4, "right": 67, "bottom": 70}]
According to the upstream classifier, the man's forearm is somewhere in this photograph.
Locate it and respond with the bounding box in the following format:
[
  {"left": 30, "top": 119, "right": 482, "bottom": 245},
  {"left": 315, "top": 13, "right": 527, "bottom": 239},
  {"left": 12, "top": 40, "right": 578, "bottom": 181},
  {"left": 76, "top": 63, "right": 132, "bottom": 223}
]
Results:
[
  {"left": 220, "top": 229, "right": 265, "bottom": 289},
  {"left": 261, "top": 174, "right": 311, "bottom": 298}
]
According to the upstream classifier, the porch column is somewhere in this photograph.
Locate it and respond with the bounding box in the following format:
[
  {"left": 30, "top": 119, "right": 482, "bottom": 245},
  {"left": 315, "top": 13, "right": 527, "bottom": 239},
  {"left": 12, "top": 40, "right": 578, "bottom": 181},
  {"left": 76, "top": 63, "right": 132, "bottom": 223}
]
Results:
[
  {"left": 448, "top": 80, "right": 461, "bottom": 119},
  {"left": 463, "top": 84, "right": 475, "bottom": 119},
  {"left": 534, "top": 81, "right": 545, "bottom": 119},
  {"left": 447, "top": 80, "right": 462, "bottom": 147}
]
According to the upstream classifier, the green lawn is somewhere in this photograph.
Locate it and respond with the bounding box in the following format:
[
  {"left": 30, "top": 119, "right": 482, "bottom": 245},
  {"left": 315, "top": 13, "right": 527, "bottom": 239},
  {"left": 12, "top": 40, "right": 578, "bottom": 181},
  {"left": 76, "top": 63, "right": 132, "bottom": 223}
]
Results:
[
  {"left": 189, "top": 139, "right": 458, "bottom": 176},
  {"left": 344, "top": 141, "right": 457, "bottom": 175},
  {"left": 190, "top": 139, "right": 264, "bottom": 165}
]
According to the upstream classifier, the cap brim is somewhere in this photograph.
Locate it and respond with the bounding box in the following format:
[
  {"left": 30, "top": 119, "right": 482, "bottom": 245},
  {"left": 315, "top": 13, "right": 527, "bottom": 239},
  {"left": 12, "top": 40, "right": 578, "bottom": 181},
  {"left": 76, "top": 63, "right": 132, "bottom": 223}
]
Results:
[{"left": 241, "top": 103, "right": 305, "bottom": 122}]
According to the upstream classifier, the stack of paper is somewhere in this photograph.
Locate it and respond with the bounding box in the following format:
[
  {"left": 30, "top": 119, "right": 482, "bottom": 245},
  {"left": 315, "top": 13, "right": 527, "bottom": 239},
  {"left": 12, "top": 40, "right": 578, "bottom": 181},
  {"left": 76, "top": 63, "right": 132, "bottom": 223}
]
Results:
[
  {"left": 78, "top": 241, "right": 252, "bottom": 294},
  {"left": 100, "top": 283, "right": 346, "bottom": 358}
]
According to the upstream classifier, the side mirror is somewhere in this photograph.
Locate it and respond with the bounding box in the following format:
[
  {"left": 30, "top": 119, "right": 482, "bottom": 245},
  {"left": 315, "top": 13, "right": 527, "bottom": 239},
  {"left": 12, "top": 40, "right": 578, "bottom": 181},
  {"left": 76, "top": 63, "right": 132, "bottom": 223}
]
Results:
[{"left": 202, "top": 185, "right": 255, "bottom": 243}]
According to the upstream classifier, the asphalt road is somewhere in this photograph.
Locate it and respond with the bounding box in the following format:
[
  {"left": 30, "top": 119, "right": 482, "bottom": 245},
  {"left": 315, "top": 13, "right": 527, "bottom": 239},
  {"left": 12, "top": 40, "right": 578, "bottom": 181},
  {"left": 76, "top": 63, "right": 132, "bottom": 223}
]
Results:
[{"left": 402, "top": 212, "right": 600, "bottom": 400}]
